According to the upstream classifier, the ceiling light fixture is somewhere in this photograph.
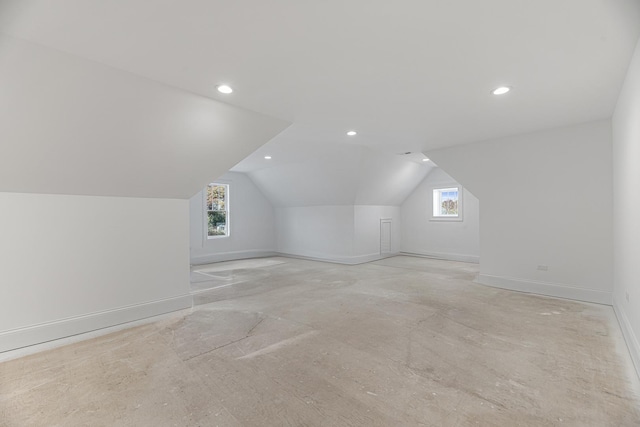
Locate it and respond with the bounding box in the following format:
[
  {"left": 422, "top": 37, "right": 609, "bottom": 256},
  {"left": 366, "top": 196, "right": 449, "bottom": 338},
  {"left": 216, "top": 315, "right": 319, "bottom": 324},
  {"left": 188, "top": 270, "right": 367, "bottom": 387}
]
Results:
[
  {"left": 492, "top": 86, "right": 511, "bottom": 95},
  {"left": 346, "top": 131, "right": 357, "bottom": 136},
  {"left": 216, "top": 84, "right": 233, "bottom": 94},
  {"left": 264, "top": 155, "right": 272, "bottom": 160},
  {"left": 422, "top": 158, "right": 430, "bottom": 162}
]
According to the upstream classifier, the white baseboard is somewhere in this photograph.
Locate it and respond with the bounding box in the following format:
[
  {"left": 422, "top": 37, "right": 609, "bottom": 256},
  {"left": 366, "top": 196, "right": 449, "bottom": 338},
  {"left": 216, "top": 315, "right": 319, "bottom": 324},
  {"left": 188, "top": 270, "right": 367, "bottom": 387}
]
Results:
[
  {"left": 191, "top": 249, "right": 401, "bottom": 266},
  {"left": 400, "top": 251, "right": 480, "bottom": 264},
  {"left": 276, "top": 251, "right": 400, "bottom": 265},
  {"left": 0, "top": 294, "right": 193, "bottom": 353},
  {"left": 613, "top": 298, "right": 640, "bottom": 380},
  {"left": 190, "top": 250, "right": 278, "bottom": 265},
  {"left": 475, "top": 274, "right": 612, "bottom": 305}
]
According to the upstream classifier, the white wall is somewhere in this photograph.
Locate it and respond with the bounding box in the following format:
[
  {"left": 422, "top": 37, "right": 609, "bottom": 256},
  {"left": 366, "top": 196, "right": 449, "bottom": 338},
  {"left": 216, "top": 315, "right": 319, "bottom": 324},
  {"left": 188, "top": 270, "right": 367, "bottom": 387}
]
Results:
[
  {"left": 0, "top": 34, "right": 289, "bottom": 199},
  {"left": 428, "top": 120, "right": 613, "bottom": 304},
  {"left": 189, "top": 172, "right": 276, "bottom": 264},
  {"left": 275, "top": 205, "right": 401, "bottom": 264},
  {"left": 0, "top": 35, "right": 288, "bottom": 354},
  {"left": 276, "top": 206, "right": 356, "bottom": 261},
  {"left": 612, "top": 36, "right": 640, "bottom": 376},
  {"left": 240, "top": 144, "right": 424, "bottom": 264},
  {"left": 401, "top": 168, "right": 480, "bottom": 263},
  {"left": 0, "top": 193, "right": 191, "bottom": 352},
  {"left": 354, "top": 206, "right": 402, "bottom": 257}
]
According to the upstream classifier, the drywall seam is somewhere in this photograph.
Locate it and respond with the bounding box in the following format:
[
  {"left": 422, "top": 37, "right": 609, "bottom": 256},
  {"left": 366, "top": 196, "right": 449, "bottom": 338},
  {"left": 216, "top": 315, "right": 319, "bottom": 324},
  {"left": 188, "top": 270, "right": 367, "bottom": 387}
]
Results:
[
  {"left": 476, "top": 274, "right": 612, "bottom": 305},
  {"left": 190, "top": 250, "right": 278, "bottom": 265},
  {"left": 0, "top": 294, "right": 193, "bottom": 353},
  {"left": 613, "top": 298, "right": 640, "bottom": 380},
  {"left": 400, "top": 251, "right": 480, "bottom": 264}
]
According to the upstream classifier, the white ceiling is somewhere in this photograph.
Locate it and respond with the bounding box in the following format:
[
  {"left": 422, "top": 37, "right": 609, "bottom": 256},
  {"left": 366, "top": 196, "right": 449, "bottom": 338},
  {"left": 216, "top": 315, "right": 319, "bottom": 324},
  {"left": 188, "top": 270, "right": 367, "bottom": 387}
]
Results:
[
  {"left": 1, "top": 0, "right": 639, "bottom": 174},
  {"left": 0, "top": 34, "right": 288, "bottom": 198},
  {"left": 245, "top": 141, "right": 432, "bottom": 207}
]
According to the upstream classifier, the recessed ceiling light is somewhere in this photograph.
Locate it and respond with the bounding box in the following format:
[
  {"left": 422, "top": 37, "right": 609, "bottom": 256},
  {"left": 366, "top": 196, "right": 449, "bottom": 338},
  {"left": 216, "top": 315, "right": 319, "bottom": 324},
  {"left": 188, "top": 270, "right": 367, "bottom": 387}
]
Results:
[
  {"left": 422, "top": 158, "right": 430, "bottom": 162},
  {"left": 216, "top": 84, "right": 233, "bottom": 94},
  {"left": 492, "top": 86, "right": 511, "bottom": 95},
  {"left": 346, "top": 131, "right": 357, "bottom": 136},
  {"left": 264, "top": 155, "right": 272, "bottom": 160}
]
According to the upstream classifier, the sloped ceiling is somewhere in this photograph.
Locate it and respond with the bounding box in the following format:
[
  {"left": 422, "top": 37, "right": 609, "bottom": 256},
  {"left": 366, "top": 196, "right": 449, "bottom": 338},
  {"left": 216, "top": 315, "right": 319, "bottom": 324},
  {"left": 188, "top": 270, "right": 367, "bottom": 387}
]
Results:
[
  {"left": 0, "top": 35, "right": 289, "bottom": 198},
  {"left": 237, "top": 132, "right": 433, "bottom": 207},
  {"left": 1, "top": 1, "right": 639, "bottom": 201},
  {"left": 1, "top": 0, "right": 639, "bottom": 157}
]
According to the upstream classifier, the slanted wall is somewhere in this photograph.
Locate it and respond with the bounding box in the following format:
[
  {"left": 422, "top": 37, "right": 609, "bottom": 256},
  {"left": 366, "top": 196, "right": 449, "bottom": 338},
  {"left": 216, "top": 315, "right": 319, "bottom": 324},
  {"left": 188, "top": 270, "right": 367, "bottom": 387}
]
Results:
[
  {"left": 428, "top": 120, "right": 613, "bottom": 304},
  {"left": 0, "top": 35, "right": 289, "bottom": 352}
]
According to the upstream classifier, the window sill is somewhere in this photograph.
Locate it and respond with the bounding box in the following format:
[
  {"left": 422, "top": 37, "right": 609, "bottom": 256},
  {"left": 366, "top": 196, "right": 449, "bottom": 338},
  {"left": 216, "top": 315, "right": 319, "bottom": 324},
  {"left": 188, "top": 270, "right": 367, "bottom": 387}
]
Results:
[{"left": 430, "top": 216, "right": 463, "bottom": 222}]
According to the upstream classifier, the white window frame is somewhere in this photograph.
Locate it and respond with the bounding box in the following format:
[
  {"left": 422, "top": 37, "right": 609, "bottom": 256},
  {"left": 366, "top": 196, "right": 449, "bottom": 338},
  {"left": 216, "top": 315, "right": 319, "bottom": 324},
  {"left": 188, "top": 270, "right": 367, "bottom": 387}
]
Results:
[
  {"left": 205, "top": 182, "right": 230, "bottom": 239},
  {"left": 430, "top": 185, "right": 463, "bottom": 221}
]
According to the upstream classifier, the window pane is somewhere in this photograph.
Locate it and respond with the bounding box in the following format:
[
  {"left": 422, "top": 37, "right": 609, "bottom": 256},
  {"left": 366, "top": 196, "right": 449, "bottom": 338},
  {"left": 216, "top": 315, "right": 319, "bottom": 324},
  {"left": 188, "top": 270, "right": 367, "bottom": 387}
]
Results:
[
  {"left": 207, "top": 211, "right": 227, "bottom": 236},
  {"left": 213, "top": 199, "right": 225, "bottom": 211},
  {"left": 434, "top": 188, "right": 459, "bottom": 217},
  {"left": 206, "top": 185, "right": 214, "bottom": 211},
  {"left": 207, "top": 185, "right": 226, "bottom": 211},
  {"left": 440, "top": 197, "right": 449, "bottom": 215}
]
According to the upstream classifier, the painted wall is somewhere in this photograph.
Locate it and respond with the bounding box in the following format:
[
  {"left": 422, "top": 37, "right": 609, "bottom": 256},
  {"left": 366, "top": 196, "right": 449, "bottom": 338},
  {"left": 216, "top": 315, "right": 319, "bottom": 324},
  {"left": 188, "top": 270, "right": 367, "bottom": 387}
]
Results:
[
  {"left": 189, "top": 172, "right": 276, "bottom": 264},
  {"left": 0, "top": 34, "right": 287, "bottom": 353},
  {"left": 240, "top": 144, "right": 424, "bottom": 264},
  {"left": 612, "top": 36, "right": 640, "bottom": 375},
  {"left": 428, "top": 120, "right": 613, "bottom": 304},
  {"left": 354, "top": 206, "right": 402, "bottom": 257},
  {"left": 0, "top": 34, "right": 289, "bottom": 198},
  {"left": 276, "top": 206, "right": 356, "bottom": 261},
  {"left": 0, "top": 193, "right": 191, "bottom": 352},
  {"left": 401, "top": 168, "right": 480, "bottom": 263},
  {"left": 275, "top": 205, "right": 401, "bottom": 264}
]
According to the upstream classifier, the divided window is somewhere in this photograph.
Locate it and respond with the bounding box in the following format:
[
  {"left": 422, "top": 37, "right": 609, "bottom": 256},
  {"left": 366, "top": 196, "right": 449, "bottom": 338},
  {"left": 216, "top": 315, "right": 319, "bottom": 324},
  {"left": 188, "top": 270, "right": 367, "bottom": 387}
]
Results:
[
  {"left": 432, "top": 186, "right": 462, "bottom": 220},
  {"left": 206, "top": 183, "right": 229, "bottom": 237}
]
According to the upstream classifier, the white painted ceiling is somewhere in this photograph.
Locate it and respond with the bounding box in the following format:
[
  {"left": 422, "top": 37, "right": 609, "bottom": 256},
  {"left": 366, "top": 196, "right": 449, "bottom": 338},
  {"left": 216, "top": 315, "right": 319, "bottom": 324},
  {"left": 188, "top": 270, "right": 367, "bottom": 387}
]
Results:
[
  {"left": 0, "top": 34, "right": 288, "bottom": 198},
  {"left": 244, "top": 138, "right": 433, "bottom": 207},
  {"left": 2, "top": 0, "right": 639, "bottom": 168}
]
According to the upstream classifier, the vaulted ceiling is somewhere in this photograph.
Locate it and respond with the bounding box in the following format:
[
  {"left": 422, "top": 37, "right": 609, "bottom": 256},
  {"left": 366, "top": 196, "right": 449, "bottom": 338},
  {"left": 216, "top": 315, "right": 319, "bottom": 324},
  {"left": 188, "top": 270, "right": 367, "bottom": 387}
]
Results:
[
  {"left": 237, "top": 133, "right": 433, "bottom": 207},
  {"left": 0, "top": 34, "right": 288, "bottom": 198},
  {"left": 1, "top": 1, "right": 639, "bottom": 196}
]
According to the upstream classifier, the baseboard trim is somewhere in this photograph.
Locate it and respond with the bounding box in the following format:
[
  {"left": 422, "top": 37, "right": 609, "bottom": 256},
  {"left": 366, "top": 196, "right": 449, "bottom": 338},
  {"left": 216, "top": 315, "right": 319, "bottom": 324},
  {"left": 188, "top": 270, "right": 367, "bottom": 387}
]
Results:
[
  {"left": 276, "top": 251, "right": 400, "bottom": 265},
  {"left": 400, "top": 251, "right": 480, "bottom": 264},
  {"left": 475, "top": 274, "right": 612, "bottom": 305},
  {"left": 613, "top": 298, "right": 640, "bottom": 380},
  {"left": 0, "top": 294, "right": 193, "bottom": 353},
  {"left": 190, "top": 250, "right": 278, "bottom": 265},
  {"left": 190, "top": 249, "right": 402, "bottom": 266}
]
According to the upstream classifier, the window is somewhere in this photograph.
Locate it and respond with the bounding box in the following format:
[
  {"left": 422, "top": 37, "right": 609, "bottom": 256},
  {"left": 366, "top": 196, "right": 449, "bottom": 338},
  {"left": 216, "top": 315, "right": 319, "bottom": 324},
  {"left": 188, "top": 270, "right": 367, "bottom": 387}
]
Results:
[
  {"left": 432, "top": 186, "right": 462, "bottom": 220},
  {"left": 206, "top": 183, "right": 229, "bottom": 237}
]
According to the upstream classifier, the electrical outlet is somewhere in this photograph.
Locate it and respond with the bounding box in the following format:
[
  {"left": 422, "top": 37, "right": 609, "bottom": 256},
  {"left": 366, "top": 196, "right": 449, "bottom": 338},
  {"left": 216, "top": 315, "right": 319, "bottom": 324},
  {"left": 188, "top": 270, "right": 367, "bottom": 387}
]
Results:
[
  {"left": 537, "top": 265, "right": 548, "bottom": 271},
  {"left": 626, "top": 292, "right": 630, "bottom": 303}
]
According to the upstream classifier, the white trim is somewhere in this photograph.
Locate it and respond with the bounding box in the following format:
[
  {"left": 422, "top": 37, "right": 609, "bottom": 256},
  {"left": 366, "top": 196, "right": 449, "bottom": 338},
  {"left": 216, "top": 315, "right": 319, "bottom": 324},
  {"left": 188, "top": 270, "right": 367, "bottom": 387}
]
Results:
[
  {"left": 0, "top": 294, "right": 193, "bottom": 354},
  {"left": 205, "top": 182, "right": 230, "bottom": 239},
  {"left": 276, "top": 251, "right": 400, "bottom": 265},
  {"left": 380, "top": 218, "right": 392, "bottom": 255},
  {"left": 400, "top": 251, "right": 480, "bottom": 264},
  {"left": 0, "top": 307, "right": 192, "bottom": 363},
  {"left": 190, "top": 250, "right": 278, "bottom": 265},
  {"left": 613, "top": 298, "right": 640, "bottom": 380},
  {"left": 475, "top": 273, "right": 612, "bottom": 305},
  {"left": 430, "top": 184, "right": 463, "bottom": 221}
]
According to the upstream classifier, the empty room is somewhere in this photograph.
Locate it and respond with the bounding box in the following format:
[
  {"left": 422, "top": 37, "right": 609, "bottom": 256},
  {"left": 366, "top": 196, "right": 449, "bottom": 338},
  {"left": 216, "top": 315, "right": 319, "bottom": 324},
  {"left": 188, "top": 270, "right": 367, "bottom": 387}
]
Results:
[{"left": 1, "top": 1, "right": 640, "bottom": 426}]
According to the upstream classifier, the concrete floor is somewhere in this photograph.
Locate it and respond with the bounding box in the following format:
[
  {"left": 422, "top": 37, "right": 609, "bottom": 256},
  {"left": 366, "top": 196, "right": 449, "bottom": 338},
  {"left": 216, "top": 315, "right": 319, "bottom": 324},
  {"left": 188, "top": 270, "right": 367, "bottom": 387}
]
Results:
[{"left": 1, "top": 256, "right": 639, "bottom": 426}]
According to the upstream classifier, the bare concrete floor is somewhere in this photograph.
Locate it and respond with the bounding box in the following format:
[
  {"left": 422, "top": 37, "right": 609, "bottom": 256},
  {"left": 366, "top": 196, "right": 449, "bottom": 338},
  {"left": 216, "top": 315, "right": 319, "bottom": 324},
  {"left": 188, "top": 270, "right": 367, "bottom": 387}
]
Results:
[{"left": 1, "top": 256, "right": 639, "bottom": 426}]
